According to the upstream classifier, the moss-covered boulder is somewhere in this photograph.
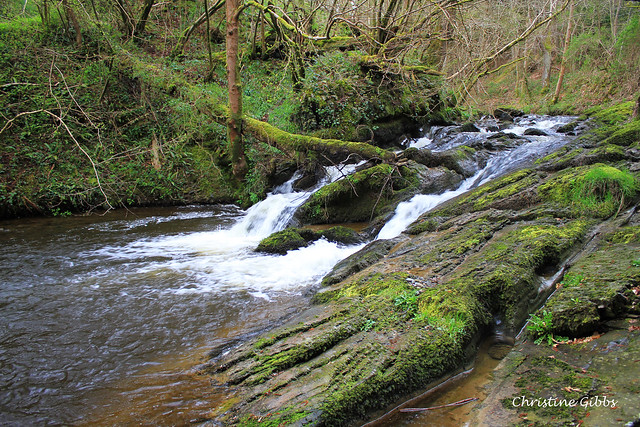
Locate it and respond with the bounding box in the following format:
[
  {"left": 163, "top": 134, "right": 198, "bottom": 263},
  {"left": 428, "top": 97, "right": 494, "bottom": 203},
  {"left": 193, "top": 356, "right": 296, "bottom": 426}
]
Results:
[
  {"left": 255, "top": 228, "right": 308, "bottom": 254},
  {"left": 294, "top": 162, "right": 462, "bottom": 225},
  {"left": 255, "top": 226, "right": 365, "bottom": 254},
  {"left": 318, "top": 225, "right": 364, "bottom": 245},
  {"left": 538, "top": 163, "right": 639, "bottom": 218}
]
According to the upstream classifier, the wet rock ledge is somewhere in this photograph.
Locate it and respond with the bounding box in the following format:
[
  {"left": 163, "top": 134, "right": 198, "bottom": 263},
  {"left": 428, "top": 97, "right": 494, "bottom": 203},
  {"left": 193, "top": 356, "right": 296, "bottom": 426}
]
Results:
[{"left": 202, "top": 102, "right": 640, "bottom": 426}]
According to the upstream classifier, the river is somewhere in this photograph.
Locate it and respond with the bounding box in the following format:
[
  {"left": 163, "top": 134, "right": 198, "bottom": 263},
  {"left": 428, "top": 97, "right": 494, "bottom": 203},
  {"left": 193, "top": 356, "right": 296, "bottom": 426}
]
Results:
[{"left": 0, "top": 115, "right": 576, "bottom": 425}]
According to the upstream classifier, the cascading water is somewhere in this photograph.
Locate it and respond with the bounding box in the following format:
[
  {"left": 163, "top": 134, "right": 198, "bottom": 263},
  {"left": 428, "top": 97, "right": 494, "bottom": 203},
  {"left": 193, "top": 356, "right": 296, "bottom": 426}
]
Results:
[{"left": 378, "top": 115, "right": 576, "bottom": 240}]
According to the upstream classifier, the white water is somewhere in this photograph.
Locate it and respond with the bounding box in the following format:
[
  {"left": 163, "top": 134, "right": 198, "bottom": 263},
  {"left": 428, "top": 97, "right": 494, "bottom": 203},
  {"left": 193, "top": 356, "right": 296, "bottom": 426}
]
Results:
[
  {"left": 377, "top": 173, "right": 480, "bottom": 240},
  {"left": 84, "top": 166, "right": 366, "bottom": 295},
  {"left": 409, "top": 115, "right": 575, "bottom": 151},
  {"left": 379, "top": 115, "right": 576, "bottom": 240}
]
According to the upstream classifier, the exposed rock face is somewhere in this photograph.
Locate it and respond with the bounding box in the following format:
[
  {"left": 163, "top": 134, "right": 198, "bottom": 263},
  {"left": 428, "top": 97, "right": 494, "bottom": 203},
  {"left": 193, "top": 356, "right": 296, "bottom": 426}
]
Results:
[
  {"left": 472, "top": 222, "right": 640, "bottom": 427},
  {"left": 204, "top": 106, "right": 640, "bottom": 426}
]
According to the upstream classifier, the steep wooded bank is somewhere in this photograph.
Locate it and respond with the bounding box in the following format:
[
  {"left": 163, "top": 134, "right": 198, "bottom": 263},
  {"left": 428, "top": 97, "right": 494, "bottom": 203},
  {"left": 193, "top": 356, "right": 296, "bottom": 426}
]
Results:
[
  {"left": 203, "top": 103, "right": 639, "bottom": 425},
  {"left": 1, "top": 0, "right": 639, "bottom": 218}
]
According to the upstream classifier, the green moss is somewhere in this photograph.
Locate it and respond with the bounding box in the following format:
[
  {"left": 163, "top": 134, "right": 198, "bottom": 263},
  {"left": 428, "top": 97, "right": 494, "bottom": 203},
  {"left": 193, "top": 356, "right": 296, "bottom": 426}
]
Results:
[
  {"left": 540, "top": 227, "right": 640, "bottom": 336},
  {"left": 583, "top": 101, "right": 634, "bottom": 125},
  {"left": 238, "top": 409, "right": 312, "bottom": 426},
  {"left": 255, "top": 229, "right": 307, "bottom": 254},
  {"left": 432, "top": 169, "right": 535, "bottom": 217},
  {"left": 405, "top": 218, "right": 439, "bottom": 235},
  {"left": 608, "top": 225, "right": 640, "bottom": 244},
  {"left": 473, "top": 173, "right": 539, "bottom": 210},
  {"left": 319, "top": 226, "right": 363, "bottom": 245},
  {"left": 602, "top": 119, "right": 640, "bottom": 147},
  {"left": 538, "top": 164, "right": 639, "bottom": 218},
  {"left": 536, "top": 146, "right": 583, "bottom": 167},
  {"left": 297, "top": 164, "right": 402, "bottom": 224}
]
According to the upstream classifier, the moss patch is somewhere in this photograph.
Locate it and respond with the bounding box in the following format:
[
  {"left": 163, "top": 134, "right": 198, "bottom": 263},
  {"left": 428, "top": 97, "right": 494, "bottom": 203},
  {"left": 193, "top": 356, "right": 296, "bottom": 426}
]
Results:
[
  {"left": 538, "top": 164, "right": 639, "bottom": 218},
  {"left": 536, "top": 226, "right": 640, "bottom": 337}
]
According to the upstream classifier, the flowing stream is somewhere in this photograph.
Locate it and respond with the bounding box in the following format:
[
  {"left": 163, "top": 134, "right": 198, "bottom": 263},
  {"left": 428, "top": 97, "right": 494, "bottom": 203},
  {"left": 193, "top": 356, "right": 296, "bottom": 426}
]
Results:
[
  {"left": 378, "top": 115, "right": 576, "bottom": 239},
  {"left": 0, "top": 115, "right": 575, "bottom": 425}
]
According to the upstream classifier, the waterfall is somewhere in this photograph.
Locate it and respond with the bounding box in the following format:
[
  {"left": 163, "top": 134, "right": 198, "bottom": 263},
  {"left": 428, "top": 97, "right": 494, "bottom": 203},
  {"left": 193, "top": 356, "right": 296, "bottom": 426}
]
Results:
[
  {"left": 376, "top": 173, "right": 480, "bottom": 240},
  {"left": 378, "top": 115, "right": 576, "bottom": 240}
]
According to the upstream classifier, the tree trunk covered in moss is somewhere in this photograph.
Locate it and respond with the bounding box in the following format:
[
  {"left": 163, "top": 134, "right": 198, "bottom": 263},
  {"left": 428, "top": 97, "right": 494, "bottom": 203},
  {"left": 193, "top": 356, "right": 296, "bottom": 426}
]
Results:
[
  {"left": 226, "top": 0, "right": 248, "bottom": 179},
  {"left": 634, "top": 94, "right": 640, "bottom": 119},
  {"left": 243, "top": 116, "right": 396, "bottom": 162}
]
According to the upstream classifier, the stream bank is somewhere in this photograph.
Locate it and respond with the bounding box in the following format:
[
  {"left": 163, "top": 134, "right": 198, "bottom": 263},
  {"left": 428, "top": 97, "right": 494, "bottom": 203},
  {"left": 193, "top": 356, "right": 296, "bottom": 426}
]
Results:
[{"left": 204, "top": 103, "right": 640, "bottom": 426}]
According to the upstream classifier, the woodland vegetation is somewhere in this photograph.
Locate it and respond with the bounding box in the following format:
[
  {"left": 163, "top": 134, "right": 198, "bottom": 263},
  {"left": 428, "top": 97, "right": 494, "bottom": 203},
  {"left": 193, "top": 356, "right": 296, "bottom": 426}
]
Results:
[{"left": 0, "top": 0, "right": 639, "bottom": 217}]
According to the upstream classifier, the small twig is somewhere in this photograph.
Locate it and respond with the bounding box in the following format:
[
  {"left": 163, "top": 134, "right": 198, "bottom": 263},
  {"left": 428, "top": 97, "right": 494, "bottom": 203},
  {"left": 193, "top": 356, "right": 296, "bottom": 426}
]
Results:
[
  {"left": 399, "top": 397, "right": 478, "bottom": 413},
  {"left": 0, "top": 83, "right": 39, "bottom": 88}
]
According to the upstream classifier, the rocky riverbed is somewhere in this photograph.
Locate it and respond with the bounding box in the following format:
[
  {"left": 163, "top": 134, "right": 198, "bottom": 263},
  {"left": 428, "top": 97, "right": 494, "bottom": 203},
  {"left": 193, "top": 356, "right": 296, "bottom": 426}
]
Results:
[{"left": 201, "top": 103, "right": 640, "bottom": 426}]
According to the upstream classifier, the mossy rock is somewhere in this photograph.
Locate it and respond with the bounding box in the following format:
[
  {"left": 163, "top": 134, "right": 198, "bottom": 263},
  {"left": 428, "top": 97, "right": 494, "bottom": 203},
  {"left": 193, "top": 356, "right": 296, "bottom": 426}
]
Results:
[
  {"left": 459, "top": 122, "right": 481, "bottom": 132},
  {"left": 493, "top": 107, "right": 525, "bottom": 122},
  {"left": 319, "top": 238, "right": 400, "bottom": 287},
  {"left": 537, "top": 163, "right": 639, "bottom": 218},
  {"left": 295, "top": 162, "right": 458, "bottom": 226},
  {"left": 557, "top": 121, "right": 580, "bottom": 134},
  {"left": 256, "top": 226, "right": 365, "bottom": 255},
  {"left": 602, "top": 119, "right": 640, "bottom": 147},
  {"left": 402, "top": 145, "right": 484, "bottom": 178},
  {"left": 536, "top": 226, "right": 640, "bottom": 337},
  {"left": 583, "top": 101, "right": 634, "bottom": 125},
  {"left": 319, "top": 225, "right": 364, "bottom": 245},
  {"left": 295, "top": 163, "right": 398, "bottom": 224},
  {"left": 255, "top": 228, "right": 308, "bottom": 254}
]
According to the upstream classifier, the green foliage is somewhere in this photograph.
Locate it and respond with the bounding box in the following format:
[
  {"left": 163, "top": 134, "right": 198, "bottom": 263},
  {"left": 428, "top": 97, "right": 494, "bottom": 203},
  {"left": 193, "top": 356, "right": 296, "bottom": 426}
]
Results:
[
  {"left": 527, "top": 310, "right": 569, "bottom": 345},
  {"left": 538, "top": 164, "right": 639, "bottom": 218},
  {"left": 393, "top": 290, "right": 419, "bottom": 315},
  {"left": 560, "top": 273, "right": 585, "bottom": 288},
  {"left": 0, "top": 20, "right": 234, "bottom": 218},
  {"left": 361, "top": 318, "right": 377, "bottom": 332},
  {"left": 293, "top": 51, "right": 437, "bottom": 138}
]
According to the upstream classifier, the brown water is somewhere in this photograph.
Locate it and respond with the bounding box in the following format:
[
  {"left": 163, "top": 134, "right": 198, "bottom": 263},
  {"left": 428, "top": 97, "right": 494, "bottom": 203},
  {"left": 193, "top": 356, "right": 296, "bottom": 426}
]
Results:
[
  {"left": 0, "top": 205, "right": 362, "bottom": 425},
  {"left": 369, "top": 338, "right": 506, "bottom": 427}
]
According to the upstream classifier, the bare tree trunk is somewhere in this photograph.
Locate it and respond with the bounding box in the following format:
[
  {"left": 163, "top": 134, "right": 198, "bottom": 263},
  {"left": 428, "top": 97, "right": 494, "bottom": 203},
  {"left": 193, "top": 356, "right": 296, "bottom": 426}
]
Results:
[
  {"left": 553, "top": 0, "right": 574, "bottom": 104},
  {"left": 633, "top": 94, "right": 640, "bottom": 119},
  {"left": 226, "top": 0, "right": 248, "bottom": 179},
  {"left": 115, "top": 0, "right": 133, "bottom": 37},
  {"left": 134, "top": 0, "right": 155, "bottom": 37},
  {"left": 62, "top": 0, "right": 82, "bottom": 47}
]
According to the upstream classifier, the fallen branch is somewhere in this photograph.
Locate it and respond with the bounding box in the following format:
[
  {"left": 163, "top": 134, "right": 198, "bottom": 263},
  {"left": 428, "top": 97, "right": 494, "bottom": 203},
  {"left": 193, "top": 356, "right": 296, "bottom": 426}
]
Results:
[{"left": 399, "top": 397, "right": 479, "bottom": 412}]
